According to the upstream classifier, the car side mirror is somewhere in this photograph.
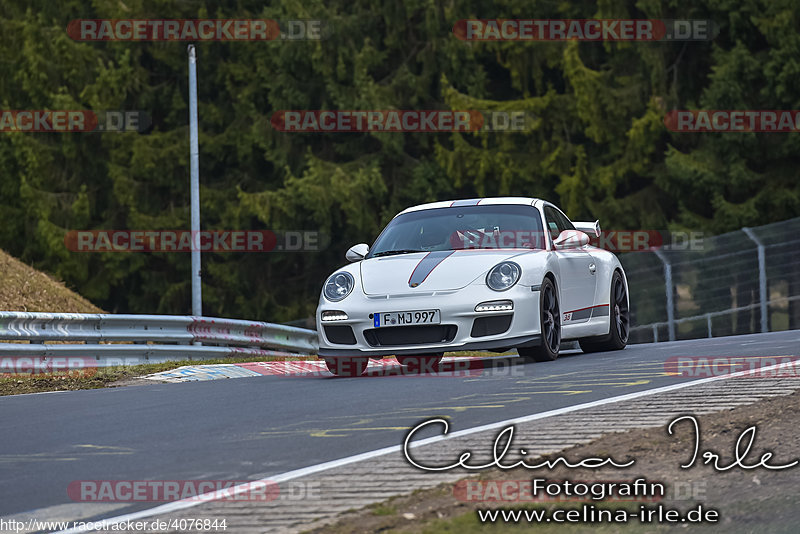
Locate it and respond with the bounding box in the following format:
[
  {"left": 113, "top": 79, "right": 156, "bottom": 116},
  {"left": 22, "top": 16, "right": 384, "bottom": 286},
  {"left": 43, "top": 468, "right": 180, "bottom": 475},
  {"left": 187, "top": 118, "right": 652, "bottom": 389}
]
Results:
[
  {"left": 553, "top": 230, "right": 589, "bottom": 249},
  {"left": 345, "top": 243, "right": 369, "bottom": 262}
]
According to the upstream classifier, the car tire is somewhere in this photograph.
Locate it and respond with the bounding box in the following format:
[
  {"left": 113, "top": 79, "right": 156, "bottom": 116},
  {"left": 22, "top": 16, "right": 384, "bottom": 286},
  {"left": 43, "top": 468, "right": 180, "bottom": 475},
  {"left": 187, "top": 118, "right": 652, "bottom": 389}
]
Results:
[
  {"left": 518, "top": 277, "right": 560, "bottom": 362},
  {"left": 323, "top": 357, "right": 369, "bottom": 377},
  {"left": 396, "top": 354, "right": 443, "bottom": 373},
  {"left": 578, "top": 271, "right": 629, "bottom": 353}
]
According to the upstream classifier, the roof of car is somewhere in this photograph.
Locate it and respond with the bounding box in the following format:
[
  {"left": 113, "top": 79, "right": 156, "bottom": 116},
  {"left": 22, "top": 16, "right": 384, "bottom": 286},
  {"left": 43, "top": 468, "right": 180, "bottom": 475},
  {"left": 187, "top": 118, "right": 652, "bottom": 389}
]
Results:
[{"left": 398, "top": 197, "right": 544, "bottom": 216}]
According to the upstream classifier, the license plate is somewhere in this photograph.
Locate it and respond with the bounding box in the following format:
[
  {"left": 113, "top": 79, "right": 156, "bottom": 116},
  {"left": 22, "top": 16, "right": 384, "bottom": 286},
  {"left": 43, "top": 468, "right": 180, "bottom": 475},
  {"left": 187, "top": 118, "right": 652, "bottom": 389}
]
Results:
[{"left": 374, "top": 310, "right": 440, "bottom": 328}]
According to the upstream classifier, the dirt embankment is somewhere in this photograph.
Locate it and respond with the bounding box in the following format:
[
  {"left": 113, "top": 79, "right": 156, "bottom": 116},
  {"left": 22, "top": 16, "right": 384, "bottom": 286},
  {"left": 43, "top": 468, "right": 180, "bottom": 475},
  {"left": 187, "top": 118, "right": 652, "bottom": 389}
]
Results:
[{"left": 0, "top": 248, "right": 102, "bottom": 313}]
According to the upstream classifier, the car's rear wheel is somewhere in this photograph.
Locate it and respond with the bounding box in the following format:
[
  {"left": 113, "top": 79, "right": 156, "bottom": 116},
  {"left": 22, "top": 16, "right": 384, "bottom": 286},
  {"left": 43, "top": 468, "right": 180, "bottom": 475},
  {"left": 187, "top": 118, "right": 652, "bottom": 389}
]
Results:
[
  {"left": 323, "top": 357, "right": 369, "bottom": 377},
  {"left": 579, "top": 271, "right": 629, "bottom": 353},
  {"left": 396, "top": 354, "right": 443, "bottom": 372},
  {"left": 518, "top": 277, "right": 560, "bottom": 362}
]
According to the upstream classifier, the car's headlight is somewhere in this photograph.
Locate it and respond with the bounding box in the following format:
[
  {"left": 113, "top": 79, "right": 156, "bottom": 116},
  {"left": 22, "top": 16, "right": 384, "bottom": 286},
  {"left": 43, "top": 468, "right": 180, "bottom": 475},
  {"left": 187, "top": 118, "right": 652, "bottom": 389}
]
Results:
[
  {"left": 323, "top": 272, "right": 355, "bottom": 301},
  {"left": 486, "top": 262, "right": 521, "bottom": 291}
]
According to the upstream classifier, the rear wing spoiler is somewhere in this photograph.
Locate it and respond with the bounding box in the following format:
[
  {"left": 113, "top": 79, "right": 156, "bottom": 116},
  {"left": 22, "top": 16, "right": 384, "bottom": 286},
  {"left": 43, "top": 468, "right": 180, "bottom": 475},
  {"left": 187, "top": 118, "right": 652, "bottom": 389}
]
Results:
[{"left": 573, "top": 220, "right": 601, "bottom": 238}]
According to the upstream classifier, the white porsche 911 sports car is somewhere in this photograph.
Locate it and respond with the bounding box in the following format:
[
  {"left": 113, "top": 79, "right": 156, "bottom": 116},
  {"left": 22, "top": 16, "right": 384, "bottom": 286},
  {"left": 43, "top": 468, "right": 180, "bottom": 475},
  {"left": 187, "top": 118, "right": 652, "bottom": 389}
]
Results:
[{"left": 316, "top": 197, "right": 629, "bottom": 376}]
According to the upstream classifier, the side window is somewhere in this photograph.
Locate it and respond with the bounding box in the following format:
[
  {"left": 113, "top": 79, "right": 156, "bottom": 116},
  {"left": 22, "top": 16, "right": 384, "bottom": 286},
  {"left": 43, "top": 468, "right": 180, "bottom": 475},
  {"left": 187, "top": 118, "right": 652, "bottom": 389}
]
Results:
[
  {"left": 555, "top": 209, "right": 575, "bottom": 232},
  {"left": 544, "top": 207, "right": 563, "bottom": 241},
  {"left": 544, "top": 206, "right": 576, "bottom": 242}
]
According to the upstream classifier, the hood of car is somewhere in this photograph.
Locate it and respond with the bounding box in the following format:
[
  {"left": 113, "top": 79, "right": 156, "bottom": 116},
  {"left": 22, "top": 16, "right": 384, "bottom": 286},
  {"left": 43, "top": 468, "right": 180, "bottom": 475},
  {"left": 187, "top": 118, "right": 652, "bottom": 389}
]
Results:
[{"left": 359, "top": 250, "right": 532, "bottom": 294}]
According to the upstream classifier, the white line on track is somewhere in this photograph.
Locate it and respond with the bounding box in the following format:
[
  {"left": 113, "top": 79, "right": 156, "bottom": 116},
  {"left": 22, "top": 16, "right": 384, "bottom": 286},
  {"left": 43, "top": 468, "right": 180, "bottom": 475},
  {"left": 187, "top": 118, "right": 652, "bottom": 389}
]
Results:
[{"left": 56, "top": 360, "right": 789, "bottom": 533}]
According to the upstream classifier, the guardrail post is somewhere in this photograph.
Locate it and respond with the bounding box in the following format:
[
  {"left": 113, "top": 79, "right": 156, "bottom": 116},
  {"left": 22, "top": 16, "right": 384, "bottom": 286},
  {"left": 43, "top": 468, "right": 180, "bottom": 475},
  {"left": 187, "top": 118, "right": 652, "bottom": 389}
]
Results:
[
  {"left": 654, "top": 249, "right": 676, "bottom": 341},
  {"left": 742, "top": 227, "right": 768, "bottom": 333},
  {"left": 706, "top": 313, "right": 712, "bottom": 338}
]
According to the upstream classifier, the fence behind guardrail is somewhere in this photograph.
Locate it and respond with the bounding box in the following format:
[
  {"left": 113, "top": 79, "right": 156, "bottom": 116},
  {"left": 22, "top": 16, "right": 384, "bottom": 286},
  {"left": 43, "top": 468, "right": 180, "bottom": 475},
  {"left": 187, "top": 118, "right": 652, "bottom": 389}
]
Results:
[{"left": 621, "top": 217, "right": 800, "bottom": 343}]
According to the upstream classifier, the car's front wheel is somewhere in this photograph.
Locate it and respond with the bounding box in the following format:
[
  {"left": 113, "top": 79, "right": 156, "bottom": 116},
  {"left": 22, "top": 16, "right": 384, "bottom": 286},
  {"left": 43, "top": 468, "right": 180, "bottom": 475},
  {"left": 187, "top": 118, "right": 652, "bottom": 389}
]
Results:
[
  {"left": 323, "top": 357, "right": 369, "bottom": 377},
  {"left": 518, "top": 277, "right": 560, "bottom": 362}
]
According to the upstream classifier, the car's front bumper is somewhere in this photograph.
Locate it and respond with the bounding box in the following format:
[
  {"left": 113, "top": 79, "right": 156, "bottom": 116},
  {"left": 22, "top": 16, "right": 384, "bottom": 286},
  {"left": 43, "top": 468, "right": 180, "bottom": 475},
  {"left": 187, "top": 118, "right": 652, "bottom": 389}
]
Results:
[{"left": 317, "top": 283, "right": 542, "bottom": 358}]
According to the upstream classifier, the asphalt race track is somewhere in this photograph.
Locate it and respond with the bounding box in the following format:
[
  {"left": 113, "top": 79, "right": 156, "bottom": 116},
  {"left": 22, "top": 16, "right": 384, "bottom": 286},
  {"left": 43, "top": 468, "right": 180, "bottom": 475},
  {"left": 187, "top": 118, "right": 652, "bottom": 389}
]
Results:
[{"left": 1, "top": 330, "right": 799, "bottom": 523}]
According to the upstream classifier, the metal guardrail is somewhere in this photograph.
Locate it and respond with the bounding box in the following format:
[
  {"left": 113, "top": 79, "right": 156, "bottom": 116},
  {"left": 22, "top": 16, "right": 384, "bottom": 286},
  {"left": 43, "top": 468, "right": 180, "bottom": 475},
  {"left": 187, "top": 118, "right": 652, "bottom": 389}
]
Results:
[{"left": 0, "top": 312, "right": 318, "bottom": 366}]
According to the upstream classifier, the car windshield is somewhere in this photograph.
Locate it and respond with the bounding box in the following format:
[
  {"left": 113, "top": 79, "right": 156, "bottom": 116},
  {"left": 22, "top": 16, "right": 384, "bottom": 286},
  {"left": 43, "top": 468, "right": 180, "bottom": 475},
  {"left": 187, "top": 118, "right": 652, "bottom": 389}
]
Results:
[{"left": 367, "top": 204, "right": 546, "bottom": 258}]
